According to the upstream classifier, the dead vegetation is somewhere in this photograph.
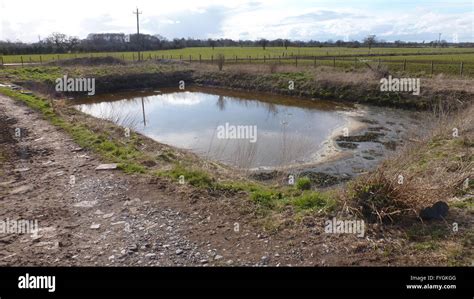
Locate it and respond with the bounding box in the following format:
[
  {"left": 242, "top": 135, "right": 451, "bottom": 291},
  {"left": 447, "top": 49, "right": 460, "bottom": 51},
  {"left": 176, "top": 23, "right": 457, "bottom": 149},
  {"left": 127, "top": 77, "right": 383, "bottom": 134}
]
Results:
[{"left": 346, "top": 103, "right": 473, "bottom": 223}]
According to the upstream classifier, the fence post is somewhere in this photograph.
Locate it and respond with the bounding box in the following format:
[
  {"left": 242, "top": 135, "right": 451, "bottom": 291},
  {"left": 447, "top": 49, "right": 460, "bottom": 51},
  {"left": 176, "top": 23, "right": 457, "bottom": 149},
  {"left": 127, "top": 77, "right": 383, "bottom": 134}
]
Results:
[
  {"left": 295, "top": 56, "right": 298, "bottom": 67},
  {"left": 279, "top": 56, "right": 281, "bottom": 64},
  {"left": 0, "top": 56, "right": 3, "bottom": 67},
  {"left": 431, "top": 60, "right": 434, "bottom": 75},
  {"left": 21, "top": 56, "right": 24, "bottom": 67},
  {"left": 235, "top": 55, "right": 237, "bottom": 63},
  {"left": 333, "top": 57, "right": 336, "bottom": 68},
  {"left": 378, "top": 59, "right": 381, "bottom": 68},
  {"left": 354, "top": 57, "right": 357, "bottom": 68},
  {"left": 314, "top": 57, "right": 316, "bottom": 68},
  {"left": 264, "top": 55, "right": 266, "bottom": 63},
  {"left": 199, "top": 54, "right": 202, "bottom": 63},
  {"left": 40, "top": 56, "right": 42, "bottom": 64},
  {"left": 403, "top": 59, "right": 407, "bottom": 71},
  {"left": 211, "top": 55, "right": 213, "bottom": 63},
  {"left": 460, "top": 62, "right": 464, "bottom": 77},
  {"left": 180, "top": 55, "right": 182, "bottom": 60},
  {"left": 189, "top": 55, "right": 192, "bottom": 63},
  {"left": 133, "top": 53, "right": 135, "bottom": 61}
]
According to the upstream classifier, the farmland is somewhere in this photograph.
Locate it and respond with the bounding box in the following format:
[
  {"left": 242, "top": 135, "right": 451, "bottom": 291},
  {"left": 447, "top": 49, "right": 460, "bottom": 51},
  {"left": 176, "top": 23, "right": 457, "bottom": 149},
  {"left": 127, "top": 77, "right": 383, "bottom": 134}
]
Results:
[{"left": 2, "top": 46, "right": 474, "bottom": 76}]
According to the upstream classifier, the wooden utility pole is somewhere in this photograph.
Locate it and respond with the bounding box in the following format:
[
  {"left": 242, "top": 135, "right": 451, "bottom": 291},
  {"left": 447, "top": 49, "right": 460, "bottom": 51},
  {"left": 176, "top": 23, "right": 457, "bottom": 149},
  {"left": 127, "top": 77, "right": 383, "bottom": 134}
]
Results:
[{"left": 133, "top": 8, "right": 142, "bottom": 61}]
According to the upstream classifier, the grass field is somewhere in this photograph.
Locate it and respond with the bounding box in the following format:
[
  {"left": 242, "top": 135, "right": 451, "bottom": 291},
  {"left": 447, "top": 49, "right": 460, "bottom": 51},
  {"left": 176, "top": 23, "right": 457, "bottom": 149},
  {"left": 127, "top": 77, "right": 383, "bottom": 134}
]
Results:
[
  {"left": 2, "top": 46, "right": 474, "bottom": 76},
  {"left": 2, "top": 46, "right": 474, "bottom": 62}
]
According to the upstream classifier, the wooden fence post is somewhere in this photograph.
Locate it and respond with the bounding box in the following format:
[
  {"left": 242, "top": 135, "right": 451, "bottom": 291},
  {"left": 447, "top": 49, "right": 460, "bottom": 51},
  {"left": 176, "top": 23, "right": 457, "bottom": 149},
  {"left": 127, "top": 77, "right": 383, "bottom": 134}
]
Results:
[
  {"left": 40, "top": 56, "right": 42, "bottom": 64},
  {"left": 431, "top": 60, "right": 434, "bottom": 75},
  {"left": 460, "top": 62, "right": 464, "bottom": 77},
  {"left": 189, "top": 55, "right": 192, "bottom": 63},
  {"left": 333, "top": 57, "right": 336, "bottom": 68},
  {"left": 211, "top": 55, "right": 213, "bottom": 63},
  {"left": 354, "top": 57, "right": 357, "bottom": 68},
  {"left": 133, "top": 53, "right": 135, "bottom": 61},
  {"left": 0, "top": 56, "right": 3, "bottom": 67},
  {"left": 403, "top": 59, "right": 407, "bottom": 71},
  {"left": 21, "top": 56, "right": 24, "bottom": 67},
  {"left": 295, "top": 56, "right": 298, "bottom": 67},
  {"left": 314, "top": 57, "right": 317, "bottom": 68},
  {"left": 264, "top": 55, "right": 266, "bottom": 63},
  {"left": 199, "top": 54, "right": 202, "bottom": 63}
]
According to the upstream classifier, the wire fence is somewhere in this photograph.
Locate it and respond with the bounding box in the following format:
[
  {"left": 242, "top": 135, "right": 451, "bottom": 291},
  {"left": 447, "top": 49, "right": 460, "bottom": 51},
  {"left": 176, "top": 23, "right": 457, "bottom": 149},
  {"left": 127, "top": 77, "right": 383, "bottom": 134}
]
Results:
[{"left": 1, "top": 52, "right": 473, "bottom": 77}]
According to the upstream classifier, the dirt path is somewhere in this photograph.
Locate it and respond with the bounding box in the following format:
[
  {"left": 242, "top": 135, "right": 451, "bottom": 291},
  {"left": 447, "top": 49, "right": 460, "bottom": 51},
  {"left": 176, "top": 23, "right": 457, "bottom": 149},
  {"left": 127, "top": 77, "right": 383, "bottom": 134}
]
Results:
[{"left": 0, "top": 93, "right": 321, "bottom": 266}]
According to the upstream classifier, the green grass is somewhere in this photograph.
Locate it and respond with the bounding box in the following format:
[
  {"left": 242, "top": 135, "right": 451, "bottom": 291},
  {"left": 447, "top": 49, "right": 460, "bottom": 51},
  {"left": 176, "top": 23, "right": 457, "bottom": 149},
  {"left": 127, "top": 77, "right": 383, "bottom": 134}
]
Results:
[
  {"left": 2, "top": 48, "right": 473, "bottom": 77},
  {"left": 413, "top": 241, "right": 440, "bottom": 251},
  {"left": 451, "top": 197, "right": 474, "bottom": 210},
  {"left": 2, "top": 47, "right": 473, "bottom": 76},
  {"left": 3, "top": 47, "right": 474, "bottom": 63},
  {"left": 0, "top": 87, "right": 148, "bottom": 174},
  {"left": 159, "top": 164, "right": 214, "bottom": 188},
  {"left": 296, "top": 177, "right": 311, "bottom": 191}
]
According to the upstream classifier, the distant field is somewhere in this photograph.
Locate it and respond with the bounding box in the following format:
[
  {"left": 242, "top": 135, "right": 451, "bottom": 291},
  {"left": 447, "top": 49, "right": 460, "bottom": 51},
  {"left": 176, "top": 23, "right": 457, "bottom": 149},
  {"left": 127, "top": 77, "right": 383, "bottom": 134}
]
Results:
[{"left": 2, "top": 46, "right": 474, "bottom": 76}]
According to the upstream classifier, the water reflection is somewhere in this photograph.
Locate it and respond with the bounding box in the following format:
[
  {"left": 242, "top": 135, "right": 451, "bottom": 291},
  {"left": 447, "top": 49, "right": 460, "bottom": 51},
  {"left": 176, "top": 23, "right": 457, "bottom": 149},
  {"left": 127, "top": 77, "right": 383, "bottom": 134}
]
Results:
[{"left": 73, "top": 88, "right": 350, "bottom": 169}]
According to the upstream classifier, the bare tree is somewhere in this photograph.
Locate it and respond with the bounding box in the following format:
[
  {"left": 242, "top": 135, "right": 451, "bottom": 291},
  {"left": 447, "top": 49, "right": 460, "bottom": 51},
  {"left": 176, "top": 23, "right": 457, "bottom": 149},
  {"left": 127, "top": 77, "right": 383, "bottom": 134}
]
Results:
[
  {"left": 208, "top": 39, "right": 216, "bottom": 50},
  {"left": 364, "top": 35, "right": 377, "bottom": 52}
]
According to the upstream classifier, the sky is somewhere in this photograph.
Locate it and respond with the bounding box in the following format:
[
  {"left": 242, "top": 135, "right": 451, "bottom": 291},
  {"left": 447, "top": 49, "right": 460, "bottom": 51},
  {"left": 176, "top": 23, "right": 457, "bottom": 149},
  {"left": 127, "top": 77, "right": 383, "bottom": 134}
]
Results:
[{"left": 0, "top": 0, "right": 472, "bottom": 43}]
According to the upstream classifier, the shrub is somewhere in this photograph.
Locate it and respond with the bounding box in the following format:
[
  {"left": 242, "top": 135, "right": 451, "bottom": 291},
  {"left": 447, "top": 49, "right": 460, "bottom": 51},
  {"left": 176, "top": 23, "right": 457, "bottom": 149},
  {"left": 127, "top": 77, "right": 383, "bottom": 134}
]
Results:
[
  {"left": 296, "top": 177, "right": 311, "bottom": 190},
  {"left": 293, "top": 192, "right": 336, "bottom": 211},
  {"left": 251, "top": 190, "right": 282, "bottom": 208}
]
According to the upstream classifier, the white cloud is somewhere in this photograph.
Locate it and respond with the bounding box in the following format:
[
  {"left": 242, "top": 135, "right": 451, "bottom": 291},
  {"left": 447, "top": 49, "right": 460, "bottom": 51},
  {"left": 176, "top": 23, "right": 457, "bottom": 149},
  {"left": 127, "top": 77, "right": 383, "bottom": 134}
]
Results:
[{"left": 0, "top": 0, "right": 472, "bottom": 42}]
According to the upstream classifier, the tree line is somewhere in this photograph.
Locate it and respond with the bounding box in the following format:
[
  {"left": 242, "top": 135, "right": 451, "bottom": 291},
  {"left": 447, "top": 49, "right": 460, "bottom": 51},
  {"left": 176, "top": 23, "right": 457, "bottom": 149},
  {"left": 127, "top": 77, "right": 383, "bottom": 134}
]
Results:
[{"left": 0, "top": 32, "right": 472, "bottom": 55}]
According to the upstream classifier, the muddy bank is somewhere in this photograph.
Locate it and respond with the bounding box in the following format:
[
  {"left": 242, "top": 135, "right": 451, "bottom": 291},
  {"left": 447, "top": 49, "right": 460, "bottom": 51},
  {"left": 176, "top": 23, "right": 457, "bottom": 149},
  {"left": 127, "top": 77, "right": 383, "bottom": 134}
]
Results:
[{"left": 2, "top": 61, "right": 472, "bottom": 111}]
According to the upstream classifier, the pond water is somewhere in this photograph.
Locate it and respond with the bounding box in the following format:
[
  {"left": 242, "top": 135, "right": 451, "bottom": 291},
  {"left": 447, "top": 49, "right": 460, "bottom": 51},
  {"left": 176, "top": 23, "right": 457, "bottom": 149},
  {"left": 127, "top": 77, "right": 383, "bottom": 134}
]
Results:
[{"left": 73, "top": 87, "right": 354, "bottom": 169}]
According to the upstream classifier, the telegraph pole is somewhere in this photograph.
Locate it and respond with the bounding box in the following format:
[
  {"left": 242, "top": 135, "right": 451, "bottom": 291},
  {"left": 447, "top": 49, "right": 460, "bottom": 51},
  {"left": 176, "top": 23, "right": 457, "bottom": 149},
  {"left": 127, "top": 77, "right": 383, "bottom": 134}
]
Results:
[{"left": 133, "top": 8, "right": 142, "bottom": 61}]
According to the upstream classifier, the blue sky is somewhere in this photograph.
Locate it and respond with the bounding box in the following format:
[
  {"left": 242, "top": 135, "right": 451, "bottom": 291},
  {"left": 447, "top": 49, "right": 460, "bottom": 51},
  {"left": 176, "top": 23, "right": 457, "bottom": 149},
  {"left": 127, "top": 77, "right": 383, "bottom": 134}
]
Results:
[{"left": 0, "top": 0, "right": 472, "bottom": 42}]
